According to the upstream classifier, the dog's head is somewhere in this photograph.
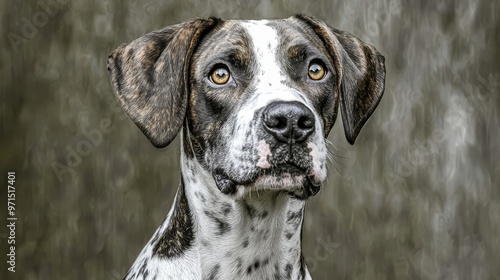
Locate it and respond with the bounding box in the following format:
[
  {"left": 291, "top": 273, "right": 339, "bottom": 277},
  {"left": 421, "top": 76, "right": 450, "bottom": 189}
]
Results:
[{"left": 107, "top": 15, "right": 385, "bottom": 199}]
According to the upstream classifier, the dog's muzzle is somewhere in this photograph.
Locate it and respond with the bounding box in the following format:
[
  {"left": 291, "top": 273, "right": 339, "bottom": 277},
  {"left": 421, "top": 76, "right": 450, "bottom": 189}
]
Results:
[{"left": 212, "top": 100, "right": 321, "bottom": 198}]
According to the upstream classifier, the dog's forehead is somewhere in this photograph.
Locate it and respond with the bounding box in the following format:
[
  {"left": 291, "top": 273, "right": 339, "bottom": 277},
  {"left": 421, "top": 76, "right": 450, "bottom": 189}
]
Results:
[
  {"left": 237, "top": 20, "right": 285, "bottom": 86},
  {"left": 237, "top": 20, "right": 278, "bottom": 48},
  {"left": 201, "top": 18, "right": 317, "bottom": 58}
]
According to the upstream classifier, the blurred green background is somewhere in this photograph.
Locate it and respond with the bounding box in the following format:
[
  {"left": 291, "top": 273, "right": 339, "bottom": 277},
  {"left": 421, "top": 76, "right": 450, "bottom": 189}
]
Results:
[{"left": 1, "top": 0, "right": 499, "bottom": 279}]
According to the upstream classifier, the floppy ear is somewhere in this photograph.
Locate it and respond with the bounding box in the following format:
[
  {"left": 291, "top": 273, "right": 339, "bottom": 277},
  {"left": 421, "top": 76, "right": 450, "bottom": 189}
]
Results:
[
  {"left": 294, "top": 14, "right": 386, "bottom": 144},
  {"left": 107, "top": 18, "right": 220, "bottom": 148}
]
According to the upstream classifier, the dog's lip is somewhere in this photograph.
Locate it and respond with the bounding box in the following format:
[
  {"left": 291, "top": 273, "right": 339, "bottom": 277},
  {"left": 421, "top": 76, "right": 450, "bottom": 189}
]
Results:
[
  {"left": 213, "top": 169, "right": 238, "bottom": 195},
  {"left": 306, "top": 174, "right": 321, "bottom": 187},
  {"left": 302, "top": 175, "right": 321, "bottom": 197},
  {"left": 263, "top": 162, "right": 308, "bottom": 175}
]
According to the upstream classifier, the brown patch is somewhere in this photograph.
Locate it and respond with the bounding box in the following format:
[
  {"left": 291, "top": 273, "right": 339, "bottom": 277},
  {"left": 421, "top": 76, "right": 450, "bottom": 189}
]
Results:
[
  {"left": 107, "top": 17, "right": 221, "bottom": 148},
  {"left": 287, "top": 44, "right": 308, "bottom": 63}
]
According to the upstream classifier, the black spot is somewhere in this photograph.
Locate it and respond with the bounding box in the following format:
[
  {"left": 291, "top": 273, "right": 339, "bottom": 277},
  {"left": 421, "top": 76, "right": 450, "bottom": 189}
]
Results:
[
  {"left": 207, "top": 264, "right": 220, "bottom": 280},
  {"left": 286, "top": 210, "right": 303, "bottom": 229},
  {"left": 245, "top": 203, "right": 257, "bottom": 219},
  {"left": 285, "top": 263, "right": 293, "bottom": 279},
  {"left": 261, "top": 211, "right": 268, "bottom": 219},
  {"left": 154, "top": 180, "right": 194, "bottom": 258},
  {"left": 253, "top": 260, "right": 260, "bottom": 270},
  {"left": 262, "top": 257, "right": 270, "bottom": 267},
  {"left": 204, "top": 210, "right": 231, "bottom": 235},
  {"left": 222, "top": 202, "right": 232, "bottom": 215},
  {"left": 195, "top": 191, "right": 207, "bottom": 203},
  {"left": 263, "top": 229, "right": 271, "bottom": 240},
  {"left": 242, "top": 238, "right": 249, "bottom": 248},
  {"left": 247, "top": 265, "right": 253, "bottom": 274}
]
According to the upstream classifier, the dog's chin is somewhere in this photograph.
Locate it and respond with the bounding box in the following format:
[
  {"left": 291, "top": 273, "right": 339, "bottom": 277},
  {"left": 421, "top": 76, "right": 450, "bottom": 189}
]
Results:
[
  {"left": 252, "top": 174, "right": 321, "bottom": 199},
  {"left": 212, "top": 166, "right": 322, "bottom": 199}
]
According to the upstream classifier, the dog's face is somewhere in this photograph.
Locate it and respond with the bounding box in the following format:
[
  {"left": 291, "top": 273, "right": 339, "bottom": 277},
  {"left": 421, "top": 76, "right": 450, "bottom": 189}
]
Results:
[
  {"left": 107, "top": 15, "right": 385, "bottom": 199},
  {"left": 188, "top": 19, "right": 336, "bottom": 196}
]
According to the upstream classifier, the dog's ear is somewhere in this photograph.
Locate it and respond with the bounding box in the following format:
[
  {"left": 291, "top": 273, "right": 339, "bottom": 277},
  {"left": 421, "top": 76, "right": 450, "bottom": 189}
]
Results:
[
  {"left": 107, "top": 18, "right": 220, "bottom": 148},
  {"left": 294, "top": 14, "right": 386, "bottom": 144}
]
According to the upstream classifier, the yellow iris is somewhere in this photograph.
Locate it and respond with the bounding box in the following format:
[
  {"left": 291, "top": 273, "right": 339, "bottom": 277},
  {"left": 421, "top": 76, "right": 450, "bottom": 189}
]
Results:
[
  {"left": 308, "top": 63, "right": 325, "bottom": 80},
  {"left": 211, "top": 67, "right": 230, "bottom": 85}
]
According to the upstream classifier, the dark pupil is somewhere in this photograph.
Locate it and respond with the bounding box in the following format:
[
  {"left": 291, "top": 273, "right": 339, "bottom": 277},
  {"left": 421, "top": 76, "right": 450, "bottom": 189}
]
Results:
[
  {"left": 309, "top": 64, "right": 321, "bottom": 74},
  {"left": 216, "top": 69, "right": 227, "bottom": 78}
]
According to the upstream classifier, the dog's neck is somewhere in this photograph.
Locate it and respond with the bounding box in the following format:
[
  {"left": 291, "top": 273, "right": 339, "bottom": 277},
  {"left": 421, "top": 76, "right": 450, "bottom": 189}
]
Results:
[{"left": 179, "top": 153, "right": 310, "bottom": 279}]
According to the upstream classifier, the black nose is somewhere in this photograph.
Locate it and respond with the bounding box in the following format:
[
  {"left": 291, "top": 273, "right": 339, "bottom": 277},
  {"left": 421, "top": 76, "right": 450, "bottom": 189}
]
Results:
[{"left": 262, "top": 101, "right": 315, "bottom": 143}]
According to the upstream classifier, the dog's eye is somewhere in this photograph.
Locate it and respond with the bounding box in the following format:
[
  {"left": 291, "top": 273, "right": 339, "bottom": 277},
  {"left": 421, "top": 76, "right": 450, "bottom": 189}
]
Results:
[
  {"left": 308, "top": 62, "right": 326, "bottom": 81},
  {"left": 210, "top": 66, "right": 230, "bottom": 85}
]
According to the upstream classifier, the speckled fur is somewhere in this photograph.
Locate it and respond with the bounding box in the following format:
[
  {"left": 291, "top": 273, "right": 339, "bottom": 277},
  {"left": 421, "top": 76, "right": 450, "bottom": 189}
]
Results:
[{"left": 107, "top": 14, "right": 385, "bottom": 280}]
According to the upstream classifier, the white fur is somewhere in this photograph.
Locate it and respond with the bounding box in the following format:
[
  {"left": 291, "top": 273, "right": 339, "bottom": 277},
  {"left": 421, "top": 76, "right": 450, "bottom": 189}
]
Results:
[
  {"left": 223, "top": 21, "right": 327, "bottom": 184},
  {"left": 256, "top": 140, "right": 272, "bottom": 169}
]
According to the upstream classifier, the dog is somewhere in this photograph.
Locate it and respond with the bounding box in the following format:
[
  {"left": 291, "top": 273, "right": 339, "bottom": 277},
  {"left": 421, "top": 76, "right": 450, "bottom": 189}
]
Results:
[{"left": 107, "top": 14, "right": 385, "bottom": 280}]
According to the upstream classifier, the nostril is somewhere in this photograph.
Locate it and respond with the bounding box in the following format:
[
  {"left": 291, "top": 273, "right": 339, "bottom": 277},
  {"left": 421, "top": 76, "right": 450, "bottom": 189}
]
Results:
[
  {"left": 298, "top": 116, "right": 314, "bottom": 130},
  {"left": 275, "top": 116, "right": 287, "bottom": 129},
  {"left": 266, "top": 116, "right": 287, "bottom": 129}
]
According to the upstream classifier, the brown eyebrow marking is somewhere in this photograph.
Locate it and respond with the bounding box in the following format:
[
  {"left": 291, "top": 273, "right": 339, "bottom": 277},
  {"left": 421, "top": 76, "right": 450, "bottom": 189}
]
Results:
[
  {"left": 222, "top": 48, "right": 251, "bottom": 69},
  {"left": 287, "top": 44, "right": 309, "bottom": 63}
]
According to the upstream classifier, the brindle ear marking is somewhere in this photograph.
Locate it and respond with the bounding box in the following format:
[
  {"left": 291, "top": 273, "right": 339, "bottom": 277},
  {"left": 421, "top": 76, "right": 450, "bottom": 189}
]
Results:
[
  {"left": 107, "top": 18, "right": 220, "bottom": 148},
  {"left": 294, "top": 14, "right": 386, "bottom": 144}
]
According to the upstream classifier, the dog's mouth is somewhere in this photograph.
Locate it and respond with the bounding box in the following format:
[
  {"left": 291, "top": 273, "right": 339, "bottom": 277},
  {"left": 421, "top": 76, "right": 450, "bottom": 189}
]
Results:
[
  {"left": 263, "top": 163, "right": 305, "bottom": 176},
  {"left": 212, "top": 163, "right": 321, "bottom": 199}
]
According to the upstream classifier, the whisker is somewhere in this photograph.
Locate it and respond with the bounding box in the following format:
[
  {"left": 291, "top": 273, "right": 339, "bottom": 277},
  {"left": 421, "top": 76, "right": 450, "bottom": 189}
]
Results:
[
  {"left": 326, "top": 150, "right": 334, "bottom": 164},
  {"left": 331, "top": 155, "right": 345, "bottom": 167},
  {"left": 331, "top": 162, "right": 343, "bottom": 176},
  {"left": 332, "top": 153, "right": 350, "bottom": 159},
  {"left": 326, "top": 139, "right": 349, "bottom": 153}
]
